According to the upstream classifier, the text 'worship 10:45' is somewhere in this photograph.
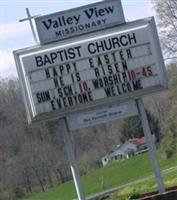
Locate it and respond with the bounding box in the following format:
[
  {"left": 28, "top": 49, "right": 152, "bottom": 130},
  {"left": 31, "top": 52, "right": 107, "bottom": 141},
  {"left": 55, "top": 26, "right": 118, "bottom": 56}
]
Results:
[{"left": 14, "top": 17, "right": 167, "bottom": 123}]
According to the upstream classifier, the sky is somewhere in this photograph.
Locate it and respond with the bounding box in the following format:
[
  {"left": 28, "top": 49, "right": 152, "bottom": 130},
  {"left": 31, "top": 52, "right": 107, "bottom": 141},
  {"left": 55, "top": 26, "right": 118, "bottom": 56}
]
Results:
[{"left": 0, "top": 0, "right": 155, "bottom": 78}]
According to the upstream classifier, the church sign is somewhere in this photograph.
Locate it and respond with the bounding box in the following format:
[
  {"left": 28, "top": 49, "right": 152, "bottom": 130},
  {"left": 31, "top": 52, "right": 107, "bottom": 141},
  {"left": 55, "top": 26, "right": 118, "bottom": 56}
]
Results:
[
  {"left": 13, "top": 17, "right": 167, "bottom": 123},
  {"left": 35, "top": 0, "right": 125, "bottom": 44},
  {"left": 67, "top": 100, "right": 138, "bottom": 130}
]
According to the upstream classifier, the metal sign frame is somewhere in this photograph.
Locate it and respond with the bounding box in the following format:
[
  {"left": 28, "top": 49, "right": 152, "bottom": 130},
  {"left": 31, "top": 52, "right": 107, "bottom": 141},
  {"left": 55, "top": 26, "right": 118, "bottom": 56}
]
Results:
[{"left": 13, "top": 17, "right": 168, "bottom": 124}]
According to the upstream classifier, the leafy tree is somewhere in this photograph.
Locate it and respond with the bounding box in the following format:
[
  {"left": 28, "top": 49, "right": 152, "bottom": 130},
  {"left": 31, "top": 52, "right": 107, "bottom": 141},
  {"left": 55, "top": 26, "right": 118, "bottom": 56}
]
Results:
[
  {"left": 120, "top": 116, "right": 142, "bottom": 142},
  {"left": 159, "top": 64, "right": 177, "bottom": 158},
  {"left": 120, "top": 110, "right": 160, "bottom": 142}
]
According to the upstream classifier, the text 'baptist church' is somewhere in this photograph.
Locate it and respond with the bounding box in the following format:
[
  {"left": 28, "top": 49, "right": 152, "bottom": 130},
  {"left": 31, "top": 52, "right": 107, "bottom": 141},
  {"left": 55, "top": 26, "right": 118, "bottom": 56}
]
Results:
[{"left": 35, "top": 32, "right": 136, "bottom": 67}]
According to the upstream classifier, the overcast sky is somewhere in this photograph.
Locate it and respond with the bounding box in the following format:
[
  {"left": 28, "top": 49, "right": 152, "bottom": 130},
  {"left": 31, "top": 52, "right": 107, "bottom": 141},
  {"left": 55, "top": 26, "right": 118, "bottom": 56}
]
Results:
[{"left": 1, "top": 0, "right": 155, "bottom": 78}]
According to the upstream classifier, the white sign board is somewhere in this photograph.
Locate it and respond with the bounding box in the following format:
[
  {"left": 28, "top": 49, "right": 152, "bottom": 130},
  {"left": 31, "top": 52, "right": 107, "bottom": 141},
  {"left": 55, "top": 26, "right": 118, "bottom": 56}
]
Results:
[
  {"left": 67, "top": 100, "right": 138, "bottom": 130},
  {"left": 35, "top": 0, "right": 125, "bottom": 44},
  {"left": 13, "top": 17, "right": 167, "bottom": 123}
]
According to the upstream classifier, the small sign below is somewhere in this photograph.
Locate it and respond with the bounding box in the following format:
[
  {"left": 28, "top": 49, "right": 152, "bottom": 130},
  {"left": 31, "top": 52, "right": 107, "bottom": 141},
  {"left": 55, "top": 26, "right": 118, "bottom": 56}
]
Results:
[
  {"left": 35, "top": 0, "right": 125, "bottom": 44},
  {"left": 67, "top": 100, "right": 138, "bottom": 130}
]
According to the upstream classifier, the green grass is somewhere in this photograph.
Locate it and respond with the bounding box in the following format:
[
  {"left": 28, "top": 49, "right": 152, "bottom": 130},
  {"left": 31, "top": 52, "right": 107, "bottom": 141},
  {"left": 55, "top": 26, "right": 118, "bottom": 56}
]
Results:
[
  {"left": 22, "top": 153, "right": 177, "bottom": 200},
  {"left": 109, "top": 166, "right": 177, "bottom": 200}
]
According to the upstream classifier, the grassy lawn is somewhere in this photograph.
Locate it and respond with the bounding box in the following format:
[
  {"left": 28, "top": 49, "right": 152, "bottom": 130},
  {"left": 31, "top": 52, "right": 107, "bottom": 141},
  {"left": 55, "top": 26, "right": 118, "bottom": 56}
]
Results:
[
  {"left": 109, "top": 166, "right": 177, "bottom": 200},
  {"left": 22, "top": 153, "right": 177, "bottom": 200}
]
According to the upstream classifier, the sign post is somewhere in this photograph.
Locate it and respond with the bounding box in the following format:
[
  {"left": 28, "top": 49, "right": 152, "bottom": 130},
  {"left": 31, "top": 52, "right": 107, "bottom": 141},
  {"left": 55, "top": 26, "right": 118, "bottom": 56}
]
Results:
[
  {"left": 60, "top": 117, "right": 86, "bottom": 200},
  {"left": 136, "top": 98, "right": 165, "bottom": 193}
]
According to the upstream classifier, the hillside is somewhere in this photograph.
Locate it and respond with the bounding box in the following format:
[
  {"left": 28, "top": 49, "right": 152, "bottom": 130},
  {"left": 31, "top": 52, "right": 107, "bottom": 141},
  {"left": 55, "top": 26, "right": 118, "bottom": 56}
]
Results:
[{"left": 22, "top": 153, "right": 177, "bottom": 200}]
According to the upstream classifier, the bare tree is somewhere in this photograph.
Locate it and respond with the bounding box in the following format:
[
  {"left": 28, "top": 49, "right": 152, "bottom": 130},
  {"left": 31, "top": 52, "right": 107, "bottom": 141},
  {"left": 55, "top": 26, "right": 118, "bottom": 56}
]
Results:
[
  {"left": 0, "top": 78, "right": 125, "bottom": 199},
  {"left": 152, "top": 0, "right": 177, "bottom": 59}
]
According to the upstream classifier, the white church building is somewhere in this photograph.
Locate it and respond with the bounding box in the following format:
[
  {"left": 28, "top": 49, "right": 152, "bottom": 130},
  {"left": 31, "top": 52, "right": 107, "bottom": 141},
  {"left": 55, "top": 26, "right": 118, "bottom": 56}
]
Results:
[{"left": 101, "top": 141, "right": 137, "bottom": 166}]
